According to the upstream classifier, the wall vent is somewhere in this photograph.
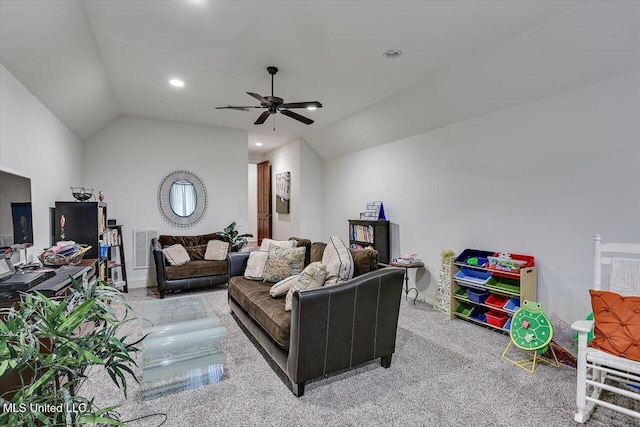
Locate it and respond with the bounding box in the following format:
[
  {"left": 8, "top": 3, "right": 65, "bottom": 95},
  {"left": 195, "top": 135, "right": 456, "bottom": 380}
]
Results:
[
  {"left": 0, "top": 235, "right": 12, "bottom": 247},
  {"left": 133, "top": 229, "right": 158, "bottom": 270}
]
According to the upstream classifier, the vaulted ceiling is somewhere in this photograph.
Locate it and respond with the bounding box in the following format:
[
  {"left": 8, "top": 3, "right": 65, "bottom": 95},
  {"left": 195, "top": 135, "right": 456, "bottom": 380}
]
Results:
[{"left": 1, "top": 1, "right": 631, "bottom": 159}]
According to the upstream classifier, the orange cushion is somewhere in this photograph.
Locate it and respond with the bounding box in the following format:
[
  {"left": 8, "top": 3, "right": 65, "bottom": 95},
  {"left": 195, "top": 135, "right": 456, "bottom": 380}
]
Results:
[{"left": 589, "top": 289, "right": 640, "bottom": 362}]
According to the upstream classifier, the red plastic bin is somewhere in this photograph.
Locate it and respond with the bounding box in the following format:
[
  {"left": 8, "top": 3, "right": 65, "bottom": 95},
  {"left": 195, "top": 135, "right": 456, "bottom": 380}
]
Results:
[
  {"left": 486, "top": 252, "right": 535, "bottom": 278},
  {"left": 485, "top": 294, "right": 509, "bottom": 309},
  {"left": 485, "top": 310, "right": 508, "bottom": 328}
]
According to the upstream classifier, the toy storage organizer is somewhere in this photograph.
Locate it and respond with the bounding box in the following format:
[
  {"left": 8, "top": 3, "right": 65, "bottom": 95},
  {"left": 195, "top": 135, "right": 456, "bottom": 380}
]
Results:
[{"left": 449, "top": 249, "right": 537, "bottom": 333}]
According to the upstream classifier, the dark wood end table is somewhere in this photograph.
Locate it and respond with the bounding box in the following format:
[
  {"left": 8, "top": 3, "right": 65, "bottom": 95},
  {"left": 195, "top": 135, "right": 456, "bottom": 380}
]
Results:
[{"left": 389, "top": 261, "right": 424, "bottom": 304}]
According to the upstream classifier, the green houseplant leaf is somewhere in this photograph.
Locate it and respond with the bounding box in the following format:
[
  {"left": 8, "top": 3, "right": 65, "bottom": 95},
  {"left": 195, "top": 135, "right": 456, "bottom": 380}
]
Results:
[
  {"left": 215, "top": 221, "right": 253, "bottom": 251},
  {"left": 0, "top": 274, "right": 142, "bottom": 426}
]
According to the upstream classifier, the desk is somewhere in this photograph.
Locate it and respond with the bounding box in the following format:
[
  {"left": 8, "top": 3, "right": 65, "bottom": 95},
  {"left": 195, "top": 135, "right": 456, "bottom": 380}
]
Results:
[
  {"left": 0, "top": 259, "right": 97, "bottom": 307},
  {"left": 389, "top": 261, "right": 424, "bottom": 304}
]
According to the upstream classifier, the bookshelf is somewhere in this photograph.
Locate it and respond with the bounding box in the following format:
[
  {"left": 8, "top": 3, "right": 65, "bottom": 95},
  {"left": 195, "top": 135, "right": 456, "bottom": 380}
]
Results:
[
  {"left": 106, "top": 225, "right": 128, "bottom": 292},
  {"left": 348, "top": 219, "right": 390, "bottom": 264},
  {"left": 54, "top": 201, "right": 107, "bottom": 260}
]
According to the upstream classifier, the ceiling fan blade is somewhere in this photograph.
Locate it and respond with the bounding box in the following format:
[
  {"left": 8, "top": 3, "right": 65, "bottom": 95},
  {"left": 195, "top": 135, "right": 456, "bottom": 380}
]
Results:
[
  {"left": 254, "top": 111, "right": 271, "bottom": 125},
  {"left": 280, "top": 109, "right": 314, "bottom": 125},
  {"left": 281, "top": 101, "right": 323, "bottom": 109},
  {"left": 215, "top": 106, "right": 261, "bottom": 111},
  {"left": 247, "top": 92, "right": 270, "bottom": 105}
]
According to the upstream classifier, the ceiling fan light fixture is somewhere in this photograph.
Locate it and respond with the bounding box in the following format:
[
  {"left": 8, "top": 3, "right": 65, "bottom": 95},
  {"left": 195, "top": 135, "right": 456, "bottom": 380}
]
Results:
[
  {"left": 216, "top": 66, "right": 321, "bottom": 128},
  {"left": 383, "top": 49, "right": 403, "bottom": 59},
  {"left": 169, "top": 78, "right": 185, "bottom": 87}
]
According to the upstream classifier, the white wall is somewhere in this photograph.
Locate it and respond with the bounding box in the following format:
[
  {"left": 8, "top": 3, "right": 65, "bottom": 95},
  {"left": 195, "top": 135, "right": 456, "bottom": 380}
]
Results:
[
  {"left": 299, "top": 138, "right": 324, "bottom": 242},
  {"left": 247, "top": 163, "right": 257, "bottom": 242},
  {"left": 323, "top": 72, "right": 640, "bottom": 324},
  {"left": 267, "top": 139, "right": 300, "bottom": 240},
  {"left": 83, "top": 115, "right": 248, "bottom": 288},
  {"left": 266, "top": 138, "right": 324, "bottom": 241},
  {"left": 0, "top": 64, "right": 84, "bottom": 255}
]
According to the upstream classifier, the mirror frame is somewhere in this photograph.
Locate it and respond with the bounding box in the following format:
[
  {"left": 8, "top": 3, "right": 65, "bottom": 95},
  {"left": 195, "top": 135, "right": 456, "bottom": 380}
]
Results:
[{"left": 158, "top": 170, "right": 208, "bottom": 228}]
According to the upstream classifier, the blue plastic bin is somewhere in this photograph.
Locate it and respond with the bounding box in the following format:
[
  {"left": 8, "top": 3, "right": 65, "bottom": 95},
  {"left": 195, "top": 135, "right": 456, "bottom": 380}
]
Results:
[
  {"left": 503, "top": 317, "right": 512, "bottom": 331},
  {"left": 469, "top": 306, "right": 487, "bottom": 323},
  {"left": 503, "top": 297, "right": 521, "bottom": 313},
  {"left": 466, "top": 288, "right": 489, "bottom": 303},
  {"left": 454, "top": 267, "right": 491, "bottom": 285},
  {"left": 454, "top": 249, "right": 494, "bottom": 265}
]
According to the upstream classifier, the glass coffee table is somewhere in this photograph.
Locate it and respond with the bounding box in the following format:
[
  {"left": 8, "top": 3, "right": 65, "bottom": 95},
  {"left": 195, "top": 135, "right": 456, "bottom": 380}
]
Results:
[{"left": 141, "top": 294, "right": 227, "bottom": 398}]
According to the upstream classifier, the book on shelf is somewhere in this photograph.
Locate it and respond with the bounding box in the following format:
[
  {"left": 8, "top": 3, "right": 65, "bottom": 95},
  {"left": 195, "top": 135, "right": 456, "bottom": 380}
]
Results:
[{"left": 350, "top": 224, "right": 374, "bottom": 243}]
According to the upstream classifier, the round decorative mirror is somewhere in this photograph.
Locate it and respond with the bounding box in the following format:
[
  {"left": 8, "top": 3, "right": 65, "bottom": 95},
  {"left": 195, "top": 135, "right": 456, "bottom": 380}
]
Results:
[
  {"left": 158, "top": 170, "right": 207, "bottom": 228},
  {"left": 170, "top": 179, "right": 197, "bottom": 217}
]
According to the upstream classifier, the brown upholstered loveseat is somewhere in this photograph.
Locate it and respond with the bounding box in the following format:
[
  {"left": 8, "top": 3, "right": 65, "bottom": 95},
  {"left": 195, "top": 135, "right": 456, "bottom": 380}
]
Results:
[
  {"left": 227, "top": 237, "right": 404, "bottom": 396},
  {"left": 151, "top": 233, "right": 230, "bottom": 299}
]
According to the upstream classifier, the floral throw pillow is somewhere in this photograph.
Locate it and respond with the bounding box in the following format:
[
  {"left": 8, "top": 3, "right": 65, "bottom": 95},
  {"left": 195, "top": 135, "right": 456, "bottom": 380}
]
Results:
[
  {"left": 262, "top": 244, "right": 306, "bottom": 283},
  {"left": 285, "top": 262, "right": 327, "bottom": 311}
]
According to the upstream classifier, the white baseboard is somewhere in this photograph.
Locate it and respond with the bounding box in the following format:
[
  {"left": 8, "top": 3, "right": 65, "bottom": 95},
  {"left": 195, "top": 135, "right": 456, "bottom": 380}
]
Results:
[{"left": 127, "top": 278, "right": 152, "bottom": 289}]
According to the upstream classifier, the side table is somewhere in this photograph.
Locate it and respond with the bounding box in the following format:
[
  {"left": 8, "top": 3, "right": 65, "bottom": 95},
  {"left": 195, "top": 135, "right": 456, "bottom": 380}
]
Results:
[{"left": 389, "top": 261, "right": 424, "bottom": 304}]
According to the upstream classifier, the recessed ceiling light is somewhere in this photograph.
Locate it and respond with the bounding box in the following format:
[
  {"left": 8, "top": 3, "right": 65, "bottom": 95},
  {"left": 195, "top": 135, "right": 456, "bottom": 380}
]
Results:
[
  {"left": 383, "top": 49, "right": 403, "bottom": 59},
  {"left": 306, "top": 106, "right": 317, "bottom": 111},
  {"left": 169, "top": 79, "right": 185, "bottom": 87},
  {"left": 255, "top": 142, "right": 263, "bottom": 146}
]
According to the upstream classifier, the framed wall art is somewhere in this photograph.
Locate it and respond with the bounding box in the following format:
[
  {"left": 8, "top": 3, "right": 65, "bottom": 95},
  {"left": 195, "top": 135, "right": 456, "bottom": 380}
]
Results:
[{"left": 276, "top": 171, "right": 290, "bottom": 214}]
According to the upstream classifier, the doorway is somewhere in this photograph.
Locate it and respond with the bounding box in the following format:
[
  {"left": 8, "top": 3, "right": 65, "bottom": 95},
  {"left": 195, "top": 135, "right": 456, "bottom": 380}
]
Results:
[{"left": 256, "top": 160, "right": 271, "bottom": 245}]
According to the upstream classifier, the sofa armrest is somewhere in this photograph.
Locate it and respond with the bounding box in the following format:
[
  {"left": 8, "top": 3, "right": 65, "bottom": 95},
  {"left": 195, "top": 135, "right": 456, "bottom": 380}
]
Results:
[
  {"left": 287, "top": 267, "right": 404, "bottom": 384},
  {"left": 151, "top": 238, "right": 168, "bottom": 289},
  {"left": 229, "top": 252, "right": 250, "bottom": 278}
]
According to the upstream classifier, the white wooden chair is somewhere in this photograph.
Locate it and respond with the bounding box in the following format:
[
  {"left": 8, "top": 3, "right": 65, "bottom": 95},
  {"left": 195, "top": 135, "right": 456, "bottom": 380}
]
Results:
[{"left": 571, "top": 234, "right": 640, "bottom": 423}]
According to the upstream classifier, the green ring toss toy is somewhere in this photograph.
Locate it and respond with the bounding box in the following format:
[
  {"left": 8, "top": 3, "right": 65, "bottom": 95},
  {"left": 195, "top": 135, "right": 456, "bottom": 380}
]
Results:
[
  {"left": 501, "top": 300, "right": 560, "bottom": 373},
  {"left": 510, "top": 300, "right": 553, "bottom": 353}
]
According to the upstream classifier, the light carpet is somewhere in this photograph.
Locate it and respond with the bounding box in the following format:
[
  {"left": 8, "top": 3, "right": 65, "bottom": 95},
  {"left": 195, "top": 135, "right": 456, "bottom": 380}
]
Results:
[{"left": 81, "top": 287, "right": 639, "bottom": 427}]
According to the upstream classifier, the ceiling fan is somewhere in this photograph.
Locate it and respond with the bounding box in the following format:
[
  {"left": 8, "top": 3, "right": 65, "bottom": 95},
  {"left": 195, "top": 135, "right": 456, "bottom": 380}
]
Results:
[{"left": 216, "top": 66, "right": 322, "bottom": 128}]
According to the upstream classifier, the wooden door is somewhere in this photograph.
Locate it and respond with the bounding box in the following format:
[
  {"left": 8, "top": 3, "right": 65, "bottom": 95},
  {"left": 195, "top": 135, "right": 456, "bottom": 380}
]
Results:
[{"left": 256, "top": 161, "right": 271, "bottom": 245}]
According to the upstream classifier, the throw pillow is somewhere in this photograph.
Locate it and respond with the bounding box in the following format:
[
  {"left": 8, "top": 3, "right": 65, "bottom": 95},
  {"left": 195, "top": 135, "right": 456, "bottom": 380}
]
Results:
[
  {"left": 310, "top": 242, "right": 327, "bottom": 263},
  {"left": 270, "top": 274, "right": 300, "bottom": 297},
  {"left": 259, "top": 238, "right": 297, "bottom": 252},
  {"left": 262, "top": 245, "right": 306, "bottom": 283},
  {"left": 185, "top": 244, "right": 207, "bottom": 260},
  {"left": 244, "top": 251, "right": 269, "bottom": 280},
  {"left": 162, "top": 244, "right": 190, "bottom": 266},
  {"left": 589, "top": 289, "right": 640, "bottom": 362},
  {"left": 322, "top": 236, "right": 354, "bottom": 286},
  {"left": 204, "top": 239, "right": 229, "bottom": 261},
  {"left": 285, "top": 262, "right": 327, "bottom": 311},
  {"left": 350, "top": 247, "right": 379, "bottom": 276}
]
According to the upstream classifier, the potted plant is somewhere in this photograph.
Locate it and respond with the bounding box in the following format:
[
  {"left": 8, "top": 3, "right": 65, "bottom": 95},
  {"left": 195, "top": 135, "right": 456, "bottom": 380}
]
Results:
[
  {"left": 215, "top": 222, "right": 253, "bottom": 251},
  {"left": 0, "top": 274, "right": 142, "bottom": 426}
]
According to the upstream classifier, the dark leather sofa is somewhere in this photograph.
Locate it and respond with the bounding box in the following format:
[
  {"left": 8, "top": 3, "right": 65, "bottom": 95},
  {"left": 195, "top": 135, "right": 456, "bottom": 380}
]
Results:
[
  {"left": 228, "top": 238, "right": 404, "bottom": 397},
  {"left": 151, "top": 234, "right": 230, "bottom": 299}
]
